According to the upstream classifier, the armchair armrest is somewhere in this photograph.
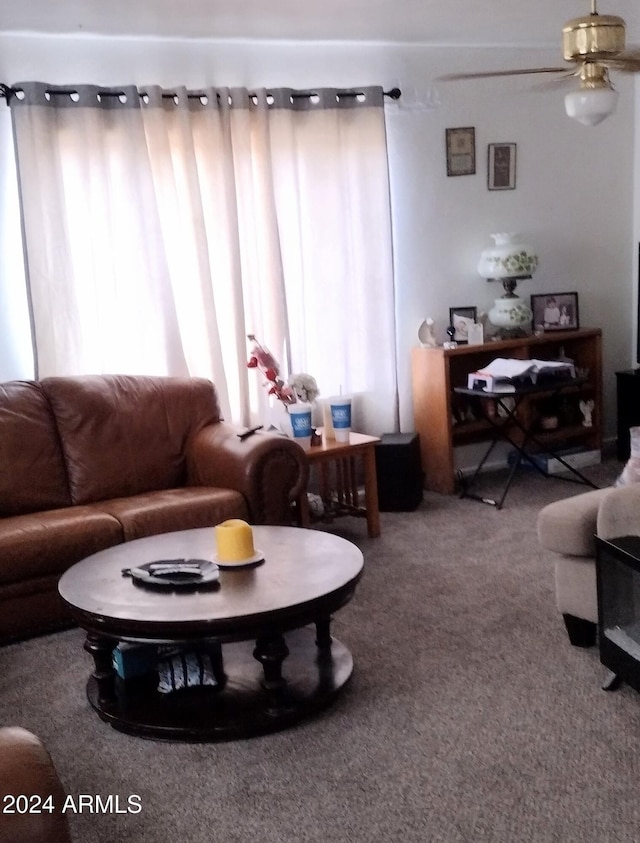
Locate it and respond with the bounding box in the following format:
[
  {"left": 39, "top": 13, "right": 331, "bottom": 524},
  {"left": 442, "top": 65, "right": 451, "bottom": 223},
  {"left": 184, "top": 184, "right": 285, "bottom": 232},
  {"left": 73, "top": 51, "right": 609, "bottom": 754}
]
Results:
[
  {"left": 186, "top": 424, "right": 309, "bottom": 525},
  {"left": 597, "top": 484, "right": 640, "bottom": 540},
  {"left": 0, "top": 727, "right": 72, "bottom": 843},
  {"left": 537, "top": 487, "right": 610, "bottom": 557}
]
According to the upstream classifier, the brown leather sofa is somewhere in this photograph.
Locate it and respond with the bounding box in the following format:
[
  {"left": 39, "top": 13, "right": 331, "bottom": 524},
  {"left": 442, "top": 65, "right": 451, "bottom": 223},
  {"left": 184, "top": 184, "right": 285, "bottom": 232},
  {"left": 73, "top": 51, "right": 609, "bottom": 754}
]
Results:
[
  {"left": 0, "top": 727, "right": 72, "bottom": 843},
  {"left": 0, "top": 374, "right": 308, "bottom": 643}
]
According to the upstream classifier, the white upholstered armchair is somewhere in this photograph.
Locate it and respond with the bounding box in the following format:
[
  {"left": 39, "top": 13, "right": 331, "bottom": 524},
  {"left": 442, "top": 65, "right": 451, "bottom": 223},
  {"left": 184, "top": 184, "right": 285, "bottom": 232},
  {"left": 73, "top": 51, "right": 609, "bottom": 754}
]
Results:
[{"left": 537, "top": 484, "right": 640, "bottom": 646}]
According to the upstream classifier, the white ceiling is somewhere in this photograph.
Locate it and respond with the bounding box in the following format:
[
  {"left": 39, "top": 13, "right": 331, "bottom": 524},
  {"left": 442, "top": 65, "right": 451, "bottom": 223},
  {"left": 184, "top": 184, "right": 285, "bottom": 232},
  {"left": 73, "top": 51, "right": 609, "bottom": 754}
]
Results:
[{"left": 3, "top": 0, "right": 640, "bottom": 46}]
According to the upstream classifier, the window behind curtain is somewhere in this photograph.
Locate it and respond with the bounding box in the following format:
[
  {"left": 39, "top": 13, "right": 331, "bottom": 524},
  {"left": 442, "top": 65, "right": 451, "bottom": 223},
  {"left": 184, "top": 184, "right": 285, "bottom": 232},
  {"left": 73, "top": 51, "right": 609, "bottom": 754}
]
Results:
[{"left": 9, "top": 82, "right": 398, "bottom": 433}]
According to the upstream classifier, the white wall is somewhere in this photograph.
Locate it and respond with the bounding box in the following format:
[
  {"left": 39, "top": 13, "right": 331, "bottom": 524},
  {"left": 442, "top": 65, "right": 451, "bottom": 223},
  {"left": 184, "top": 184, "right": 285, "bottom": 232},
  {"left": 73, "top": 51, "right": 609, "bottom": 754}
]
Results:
[{"left": 0, "top": 32, "right": 635, "bottom": 445}]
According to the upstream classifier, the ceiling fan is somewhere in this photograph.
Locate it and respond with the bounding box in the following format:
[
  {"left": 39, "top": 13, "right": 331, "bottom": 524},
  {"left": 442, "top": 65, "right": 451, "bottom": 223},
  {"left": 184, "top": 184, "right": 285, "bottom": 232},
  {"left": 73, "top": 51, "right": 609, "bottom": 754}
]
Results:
[{"left": 438, "top": 1, "right": 640, "bottom": 125}]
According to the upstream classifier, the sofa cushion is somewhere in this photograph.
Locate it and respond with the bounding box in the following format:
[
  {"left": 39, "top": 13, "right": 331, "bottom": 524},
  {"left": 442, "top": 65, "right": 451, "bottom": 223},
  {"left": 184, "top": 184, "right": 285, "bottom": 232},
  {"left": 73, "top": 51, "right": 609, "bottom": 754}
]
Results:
[
  {"left": 537, "top": 487, "right": 611, "bottom": 557},
  {"left": 0, "top": 575, "right": 75, "bottom": 642},
  {"left": 0, "top": 381, "right": 71, "bottom": 516},
  {"left": 41, "top": 375, "right": 222, "bottom": 505},
  {"left": 96, "top": 487, "right": 249, "bottom": 541},
  {"left": 0, "top": 507, "right": 123, "bottom": 584}
]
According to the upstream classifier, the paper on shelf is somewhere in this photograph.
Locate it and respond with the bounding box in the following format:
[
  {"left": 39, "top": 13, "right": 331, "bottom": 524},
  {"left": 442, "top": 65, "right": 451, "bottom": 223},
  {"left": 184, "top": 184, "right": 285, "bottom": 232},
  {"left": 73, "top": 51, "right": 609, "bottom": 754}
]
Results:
[
  {"left": 466, "top": 357, "right": 577, "bottom": 391},
  {"left": 474, "top": 357, "right": 575, "bottom": 380}
]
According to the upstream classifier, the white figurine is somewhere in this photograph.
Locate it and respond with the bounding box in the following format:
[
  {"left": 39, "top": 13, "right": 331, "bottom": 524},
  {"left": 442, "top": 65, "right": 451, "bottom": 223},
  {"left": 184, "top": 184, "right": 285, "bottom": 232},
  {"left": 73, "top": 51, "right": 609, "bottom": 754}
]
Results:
[
  {"left": 418, "top": 317, "right": 437, "bottom": 348},
  {"left": 579, "top": 399, "right": 594, "bottom": 428}
]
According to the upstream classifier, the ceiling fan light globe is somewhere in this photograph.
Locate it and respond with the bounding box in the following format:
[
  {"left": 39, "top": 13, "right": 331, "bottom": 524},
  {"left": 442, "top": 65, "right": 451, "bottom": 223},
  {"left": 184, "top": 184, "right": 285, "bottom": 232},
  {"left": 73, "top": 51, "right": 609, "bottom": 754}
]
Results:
[{"left": 564, "top": 86, "right": 618, "bottom": 125}]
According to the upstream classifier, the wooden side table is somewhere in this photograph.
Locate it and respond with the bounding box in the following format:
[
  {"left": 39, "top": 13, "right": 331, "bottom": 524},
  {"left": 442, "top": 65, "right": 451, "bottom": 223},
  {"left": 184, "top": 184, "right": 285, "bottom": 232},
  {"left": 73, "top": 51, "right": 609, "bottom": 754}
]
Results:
[{"left": 297, "top": 431, "right": 381, "bottom": 537}]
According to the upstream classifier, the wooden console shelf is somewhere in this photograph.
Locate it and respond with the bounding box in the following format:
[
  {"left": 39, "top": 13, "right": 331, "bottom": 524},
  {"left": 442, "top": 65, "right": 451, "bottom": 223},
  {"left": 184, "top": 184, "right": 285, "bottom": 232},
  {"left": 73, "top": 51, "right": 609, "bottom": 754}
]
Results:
[{"left": 411, "top": 328, "right": 603, "bottom": 494}]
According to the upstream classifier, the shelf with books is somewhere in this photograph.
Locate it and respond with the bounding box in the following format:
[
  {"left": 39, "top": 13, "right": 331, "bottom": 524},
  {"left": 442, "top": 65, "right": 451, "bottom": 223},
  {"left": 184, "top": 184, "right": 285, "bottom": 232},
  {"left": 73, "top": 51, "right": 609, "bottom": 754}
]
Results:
[{"left": 411, "top": 328, "right": 602, "bottom": 494}]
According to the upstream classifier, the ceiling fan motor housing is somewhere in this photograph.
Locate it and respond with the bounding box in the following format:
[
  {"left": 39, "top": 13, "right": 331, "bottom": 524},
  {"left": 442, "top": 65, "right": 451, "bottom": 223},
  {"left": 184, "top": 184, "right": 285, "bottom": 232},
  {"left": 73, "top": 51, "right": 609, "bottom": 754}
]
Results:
[{"left": 563, "top": 14, "right": 626, "bottom": 61}]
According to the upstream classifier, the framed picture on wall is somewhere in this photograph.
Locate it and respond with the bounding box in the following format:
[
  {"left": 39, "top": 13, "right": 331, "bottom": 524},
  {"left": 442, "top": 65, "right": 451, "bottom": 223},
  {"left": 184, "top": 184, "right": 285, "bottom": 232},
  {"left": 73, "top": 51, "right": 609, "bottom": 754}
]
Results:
[
  {"left": 488, "top": 143, "right": 516, "bottom": 190},
  {"left": 449, "top": 306, "right": 478, "bottom": 343},
  {"left": 530, "top": 292, "right": 579, "bottom": 332},
  {"left": 446, "top": 127, "right": 476, "bottom": 177}
]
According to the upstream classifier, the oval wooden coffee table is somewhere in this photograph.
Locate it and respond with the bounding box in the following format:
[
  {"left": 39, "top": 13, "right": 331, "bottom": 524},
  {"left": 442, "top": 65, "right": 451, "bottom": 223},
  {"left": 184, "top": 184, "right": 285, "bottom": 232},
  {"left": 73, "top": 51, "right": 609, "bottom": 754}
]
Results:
[{"left": 58, "top": 526, "right": 363, "bottom": 741}]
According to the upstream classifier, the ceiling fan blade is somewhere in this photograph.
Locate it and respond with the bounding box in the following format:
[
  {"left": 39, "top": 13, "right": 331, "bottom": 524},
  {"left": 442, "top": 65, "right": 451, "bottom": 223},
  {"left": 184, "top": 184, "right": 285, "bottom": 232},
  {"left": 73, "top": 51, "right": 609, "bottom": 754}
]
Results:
[
  {"left": 602, "top": 52, "right": 640, "bottom": 72},
  {"left": 614, "top": 47, "right": 640, "bottom": 61},
  {"left": 437, "top": 67, "right": 568, "bottom": 82},
  {"left": 529, "top": 71, "right": 582, "bottom": 91}
]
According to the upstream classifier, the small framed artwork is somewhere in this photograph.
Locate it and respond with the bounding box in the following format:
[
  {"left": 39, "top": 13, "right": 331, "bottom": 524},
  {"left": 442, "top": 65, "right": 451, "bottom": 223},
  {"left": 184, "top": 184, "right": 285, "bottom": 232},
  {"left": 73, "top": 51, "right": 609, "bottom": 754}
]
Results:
[
  {"left": 488, "top": 143, "right": 516, "bottom": 190},
  {"left": 446, "top": 127, "right": 476, "bottom": 177},
  {"left": 449, "top": 306, "right": 478, "bottom": 344},
  {"left": 530, "top": 292, "right": 580, "bottom": 332}
]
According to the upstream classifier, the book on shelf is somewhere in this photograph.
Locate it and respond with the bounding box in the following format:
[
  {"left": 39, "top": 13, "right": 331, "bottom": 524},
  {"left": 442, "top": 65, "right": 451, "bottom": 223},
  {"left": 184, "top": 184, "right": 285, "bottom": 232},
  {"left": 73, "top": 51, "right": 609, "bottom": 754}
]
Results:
[{"left": 467, "top": 357, "right": 576, "bottom": 392}]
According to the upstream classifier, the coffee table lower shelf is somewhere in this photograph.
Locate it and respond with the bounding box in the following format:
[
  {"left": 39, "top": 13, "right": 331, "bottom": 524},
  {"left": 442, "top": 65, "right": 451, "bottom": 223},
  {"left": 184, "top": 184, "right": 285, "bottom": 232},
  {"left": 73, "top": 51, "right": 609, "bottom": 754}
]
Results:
[{"left": 86, "top": 626, "right": 353, "bottom": 742}]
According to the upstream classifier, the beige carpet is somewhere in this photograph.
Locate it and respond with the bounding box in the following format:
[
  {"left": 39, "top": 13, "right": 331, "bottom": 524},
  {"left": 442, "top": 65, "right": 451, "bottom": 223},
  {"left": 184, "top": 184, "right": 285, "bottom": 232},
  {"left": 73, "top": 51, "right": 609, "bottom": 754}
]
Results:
[{"left": 3, "top": 459, "right": 640, "bottom": 843}]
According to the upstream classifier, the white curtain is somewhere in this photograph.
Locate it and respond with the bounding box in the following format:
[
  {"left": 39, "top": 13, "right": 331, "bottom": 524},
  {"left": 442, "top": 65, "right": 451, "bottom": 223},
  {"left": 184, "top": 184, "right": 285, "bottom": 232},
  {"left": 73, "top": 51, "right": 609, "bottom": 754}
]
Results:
[{"left": 10, "top": 82, "right": 398, "bottom": 433}]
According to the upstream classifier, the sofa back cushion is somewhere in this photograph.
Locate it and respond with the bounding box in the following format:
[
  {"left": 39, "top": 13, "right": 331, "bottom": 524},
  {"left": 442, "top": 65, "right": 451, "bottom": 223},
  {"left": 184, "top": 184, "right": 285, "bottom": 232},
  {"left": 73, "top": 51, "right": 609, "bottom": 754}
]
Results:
[
  {"left": 41, "top": 375, "right": 221, "bottom": 505},
  {"left": 0, "top": 381, "right": 72, "bottom": 516}
]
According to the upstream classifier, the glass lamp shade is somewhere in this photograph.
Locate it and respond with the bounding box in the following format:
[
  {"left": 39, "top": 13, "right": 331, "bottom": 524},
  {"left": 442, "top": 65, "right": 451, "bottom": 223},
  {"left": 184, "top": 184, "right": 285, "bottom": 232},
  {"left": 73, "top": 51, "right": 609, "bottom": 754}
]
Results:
[
  {"left": 477, "top": 233, "right": 538, "bottom": 282},
  {"left": 487, "top": 296, "right": 533, "bottom": 334},
  {"left": 564, "top": 85, "right": 618, "bottom": 126}
]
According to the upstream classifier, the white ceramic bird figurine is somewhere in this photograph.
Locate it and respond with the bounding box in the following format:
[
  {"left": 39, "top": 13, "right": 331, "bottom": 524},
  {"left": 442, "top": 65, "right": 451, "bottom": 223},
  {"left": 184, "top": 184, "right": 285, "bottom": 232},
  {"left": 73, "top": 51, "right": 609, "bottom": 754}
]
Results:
[{"left": 579, "top": 399, "right": 594, "bottom": 428}]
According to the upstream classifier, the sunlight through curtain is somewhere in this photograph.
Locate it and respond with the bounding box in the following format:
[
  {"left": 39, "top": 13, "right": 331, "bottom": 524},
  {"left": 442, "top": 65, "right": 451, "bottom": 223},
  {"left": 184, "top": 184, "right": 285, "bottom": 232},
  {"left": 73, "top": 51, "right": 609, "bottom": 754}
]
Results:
[{"left": 10, "top": 82, "right": 397, "bottom": 432}]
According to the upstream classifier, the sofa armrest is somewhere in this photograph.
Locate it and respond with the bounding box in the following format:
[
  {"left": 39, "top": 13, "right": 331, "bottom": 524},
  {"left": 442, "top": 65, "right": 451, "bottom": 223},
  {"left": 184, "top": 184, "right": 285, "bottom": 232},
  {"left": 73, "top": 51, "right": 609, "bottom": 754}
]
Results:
[
  {"left": 0, "top": 727, "right": 72, "bottom": 843},
  {"left": 597, "top": 484, "right": 640, "bottom": 540},
  {"left": 186, "top": 424, "right": 309, "bottom": 525}
]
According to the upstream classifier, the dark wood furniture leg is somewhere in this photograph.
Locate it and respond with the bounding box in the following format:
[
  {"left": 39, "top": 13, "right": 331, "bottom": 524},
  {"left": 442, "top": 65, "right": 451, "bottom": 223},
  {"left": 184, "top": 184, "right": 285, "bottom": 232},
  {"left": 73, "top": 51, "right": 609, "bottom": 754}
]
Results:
[
  {"left": 363, "top": 446, "right": 381, "bottom": 537},
  {"left": 253, "top": 633, "right": 290, "bottom": 714},
  {"left": 562, "top": 613, "right": 597, "bottom": 648},
  {"left": 315, "top": 617, "right": 333, "bottom": 651},
  {"left": 84, "top": 633, "right": 117, "bottom": 705},
  {"left": 206, "top": 642, "right": 227, "bottom": 688}
]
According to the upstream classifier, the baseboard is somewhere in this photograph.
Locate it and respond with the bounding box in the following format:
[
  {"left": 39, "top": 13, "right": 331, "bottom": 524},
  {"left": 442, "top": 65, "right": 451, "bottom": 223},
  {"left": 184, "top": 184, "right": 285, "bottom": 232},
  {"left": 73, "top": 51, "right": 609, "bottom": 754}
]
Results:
[{"left": 455, "top": 435, "right": 620, "bottom": 477}]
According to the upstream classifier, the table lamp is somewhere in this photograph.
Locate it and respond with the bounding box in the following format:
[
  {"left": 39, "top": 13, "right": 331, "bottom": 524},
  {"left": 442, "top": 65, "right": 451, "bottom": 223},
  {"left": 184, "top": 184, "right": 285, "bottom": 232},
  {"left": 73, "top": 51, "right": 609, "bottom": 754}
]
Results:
[{"left": 477, "top": 233, "right": 538, "bottom": 338}]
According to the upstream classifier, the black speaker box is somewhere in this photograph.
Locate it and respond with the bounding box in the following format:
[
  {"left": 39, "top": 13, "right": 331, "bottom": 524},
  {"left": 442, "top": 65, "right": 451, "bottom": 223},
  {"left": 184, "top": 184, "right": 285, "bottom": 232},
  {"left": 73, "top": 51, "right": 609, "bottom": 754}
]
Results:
[{"left": 375, "top": 433, "right": 423, "bottom": 512}]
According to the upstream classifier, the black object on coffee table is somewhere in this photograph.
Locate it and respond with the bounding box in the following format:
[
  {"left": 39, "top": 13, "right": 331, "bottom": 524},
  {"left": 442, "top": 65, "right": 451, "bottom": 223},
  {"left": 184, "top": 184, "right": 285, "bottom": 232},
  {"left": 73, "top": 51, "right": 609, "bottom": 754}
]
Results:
[
  {"left": 122, "top": 558, "right": 220, "bottom": 590},
  {"left": 58, "top": 526, "right": 363, "bottom": 742}
]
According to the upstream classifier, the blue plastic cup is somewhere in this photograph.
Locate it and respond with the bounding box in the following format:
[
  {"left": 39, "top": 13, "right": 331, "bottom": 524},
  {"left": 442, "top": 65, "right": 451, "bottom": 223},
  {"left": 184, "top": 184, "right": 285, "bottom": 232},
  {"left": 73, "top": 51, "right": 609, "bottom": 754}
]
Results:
[
  {"left": 289, "top": 402, "right": 312, "bottom": 447},
  {"left": 330, "top": 397, "right": 352, "bottom": 442}
]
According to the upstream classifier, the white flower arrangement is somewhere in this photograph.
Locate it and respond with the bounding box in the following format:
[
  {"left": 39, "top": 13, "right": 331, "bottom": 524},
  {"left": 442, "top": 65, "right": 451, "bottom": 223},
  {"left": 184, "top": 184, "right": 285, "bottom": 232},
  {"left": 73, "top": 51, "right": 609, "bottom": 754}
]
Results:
[
  {"left": 287, "top": 373, "right": 319, "bottom": 404},
  {"left": 247, "top": 336, "right": 320, "bottom": 407}
]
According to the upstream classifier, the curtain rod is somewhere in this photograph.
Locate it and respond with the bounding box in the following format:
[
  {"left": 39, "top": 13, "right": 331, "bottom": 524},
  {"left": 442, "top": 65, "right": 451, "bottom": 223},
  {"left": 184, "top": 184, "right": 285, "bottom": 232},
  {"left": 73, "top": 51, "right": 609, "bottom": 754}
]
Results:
[{"left": 0, "top": 83, "right": 401, "bottom": 104}]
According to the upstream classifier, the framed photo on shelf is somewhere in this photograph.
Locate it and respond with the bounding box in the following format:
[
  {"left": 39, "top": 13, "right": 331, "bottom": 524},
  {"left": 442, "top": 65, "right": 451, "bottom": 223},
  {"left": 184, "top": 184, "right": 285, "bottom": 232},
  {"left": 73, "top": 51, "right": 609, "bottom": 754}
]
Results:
[
  {"left": 487, "top": 142, "right": 516, "bottom": 190},
  {"left": 446, "top": 127, "right": 476, "bottom": 177},
  {"left": 449, "top": 306, "right": 478, "bottom": 344},
  {"left": 530, "top": 292, "right": 579, "bottom": 332}
]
